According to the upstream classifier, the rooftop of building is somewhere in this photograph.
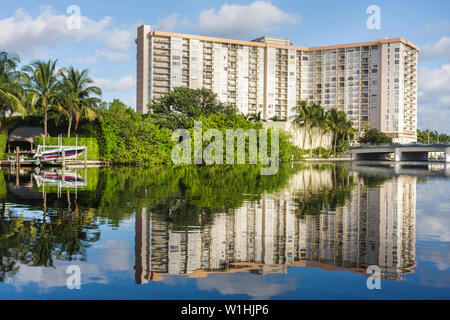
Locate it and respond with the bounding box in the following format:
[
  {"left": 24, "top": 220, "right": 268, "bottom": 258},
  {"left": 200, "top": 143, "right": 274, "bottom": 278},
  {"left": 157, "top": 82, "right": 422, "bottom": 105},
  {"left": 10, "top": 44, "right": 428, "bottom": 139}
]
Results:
[
  {"left": 138, "top": 25, "right": 420, "bottom": 52},
  {"left": 251, "top": 36, "right": 292, "bottom": 46}
]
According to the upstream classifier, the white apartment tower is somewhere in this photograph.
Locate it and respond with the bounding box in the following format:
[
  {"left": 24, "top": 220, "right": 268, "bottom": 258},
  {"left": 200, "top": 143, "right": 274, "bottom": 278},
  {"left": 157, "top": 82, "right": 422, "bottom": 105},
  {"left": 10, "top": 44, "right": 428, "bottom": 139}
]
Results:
[{"left": 136, "top": 25, "right": 419, "bottom": 143}]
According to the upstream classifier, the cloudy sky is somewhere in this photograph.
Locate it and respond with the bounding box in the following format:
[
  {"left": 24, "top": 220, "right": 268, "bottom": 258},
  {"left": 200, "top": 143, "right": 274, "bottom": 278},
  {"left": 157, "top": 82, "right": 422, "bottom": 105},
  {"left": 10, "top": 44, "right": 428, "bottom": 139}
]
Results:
[{"left": 0, "top": 0, "right": 449, "bottom": 131}]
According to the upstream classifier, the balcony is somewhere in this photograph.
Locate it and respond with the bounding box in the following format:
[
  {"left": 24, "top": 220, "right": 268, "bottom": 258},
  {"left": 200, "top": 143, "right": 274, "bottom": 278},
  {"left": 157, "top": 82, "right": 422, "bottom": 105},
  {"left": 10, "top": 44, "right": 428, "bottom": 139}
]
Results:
[
  {"left": 154, "top": 67, "right": 171, "bottom": 75},
  {"left": 154, "top": 62, "right": 170, "bottom": 68},
  {"left": 153, "top": 44, "right": 170, "bottom": 50}
]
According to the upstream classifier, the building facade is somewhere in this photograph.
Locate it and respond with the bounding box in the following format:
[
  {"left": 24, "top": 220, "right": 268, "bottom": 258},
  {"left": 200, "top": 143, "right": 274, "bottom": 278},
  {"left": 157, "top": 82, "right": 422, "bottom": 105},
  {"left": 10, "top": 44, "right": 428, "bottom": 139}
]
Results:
[{"left": 136, "top": 25, "right": 419, "bottom": 143}]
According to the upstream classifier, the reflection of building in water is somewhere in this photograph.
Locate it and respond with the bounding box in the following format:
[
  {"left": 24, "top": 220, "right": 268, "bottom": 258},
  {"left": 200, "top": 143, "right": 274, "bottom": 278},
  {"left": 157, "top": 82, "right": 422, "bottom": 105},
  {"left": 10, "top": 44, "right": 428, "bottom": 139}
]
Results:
[
  {"left": 135, "top": 170, "right": 416, "bottom": 284},
  {"left": 310, "top": 175, "right": 417, "bottom": 279}
]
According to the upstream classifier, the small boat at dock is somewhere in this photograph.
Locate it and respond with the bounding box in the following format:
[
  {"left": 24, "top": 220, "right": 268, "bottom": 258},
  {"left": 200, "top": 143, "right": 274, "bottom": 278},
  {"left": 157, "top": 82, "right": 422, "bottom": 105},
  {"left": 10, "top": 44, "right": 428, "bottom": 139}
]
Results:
[
  {"left": 33, "top": 145, "right": 86, "bottom": 165},
  {"left": 33, "top": 169, "right": 87, "bottom": 188}
]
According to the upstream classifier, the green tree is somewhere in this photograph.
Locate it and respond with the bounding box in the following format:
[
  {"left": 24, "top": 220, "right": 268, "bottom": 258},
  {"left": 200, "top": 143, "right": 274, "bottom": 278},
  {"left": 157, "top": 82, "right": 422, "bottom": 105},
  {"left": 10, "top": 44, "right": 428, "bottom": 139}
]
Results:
[
  {"left": 56, "top": 67, "right": 102, "bottom": 137},
  {"left": 309, "top": 103, "right": 328, "bottom": 155},
  {"left": 358, "top": 127, "right": 392, "bottom": 145},
  {"left": 326, "top": 108, "right": 354, "bottom": 156},
  {"left": 148, "top": 87, "right": 236, "bottom": 130},
  {"left": 23, "top": 60, "right": 61, "bottom": 137},
  {"left": 0, "top": 52, "right": 30, "bottom": 132},
  {"left": 291, "top": 100, "right": 313, "bottom": 150},
  {"left": 417, "top": 129, "right": 450, "bottom": 144}
]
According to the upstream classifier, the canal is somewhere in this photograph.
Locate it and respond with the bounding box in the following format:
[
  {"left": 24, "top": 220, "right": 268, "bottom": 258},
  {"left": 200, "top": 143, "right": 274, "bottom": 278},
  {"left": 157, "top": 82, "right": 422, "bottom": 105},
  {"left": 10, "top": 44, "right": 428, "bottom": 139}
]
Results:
[{"left": 0, "top": 162, "right": 448, "bottom": 299}]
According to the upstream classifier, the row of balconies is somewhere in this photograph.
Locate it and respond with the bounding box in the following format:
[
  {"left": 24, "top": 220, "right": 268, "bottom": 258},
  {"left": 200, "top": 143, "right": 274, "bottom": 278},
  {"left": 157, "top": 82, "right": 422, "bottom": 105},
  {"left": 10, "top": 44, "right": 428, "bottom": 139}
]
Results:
[
  {"left": 153, "top": 87, "right": 170, "bottom": 94},
  {"left": 153, "top": 37, "right": 170, "bottom": 43},
  {"left": 153, "top": 44, "right": 170, "bottom": 50},
  {"left": 153, "top": 68, "right": 170, "bottom": 75},
  {"left": 153, "top": 50, "right": 170, "bottom": 56}
]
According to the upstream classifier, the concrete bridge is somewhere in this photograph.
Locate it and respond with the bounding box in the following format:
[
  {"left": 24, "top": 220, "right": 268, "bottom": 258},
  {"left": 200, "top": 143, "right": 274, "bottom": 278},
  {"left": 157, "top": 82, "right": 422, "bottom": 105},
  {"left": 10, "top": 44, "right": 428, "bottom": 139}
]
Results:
[
  {"left": 347, "top": 161, "right": 450, "bottom": 177},
  {"left": 349, "top": 143, "right": 450, "bottom": 162}
]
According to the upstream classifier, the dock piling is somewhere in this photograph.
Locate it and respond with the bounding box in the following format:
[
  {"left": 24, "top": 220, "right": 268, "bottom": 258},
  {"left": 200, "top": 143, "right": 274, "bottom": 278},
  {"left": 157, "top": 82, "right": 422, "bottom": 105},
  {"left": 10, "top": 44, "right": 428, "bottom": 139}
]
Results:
[
  {"left": 62, "top": 146, "right": 65, "bottom": 168},
  {"left": 15, "top": 146, "right": 19, "bottom": 169},
  {"left": 84, "top": 147, "right": 87, "bottom": 167}
]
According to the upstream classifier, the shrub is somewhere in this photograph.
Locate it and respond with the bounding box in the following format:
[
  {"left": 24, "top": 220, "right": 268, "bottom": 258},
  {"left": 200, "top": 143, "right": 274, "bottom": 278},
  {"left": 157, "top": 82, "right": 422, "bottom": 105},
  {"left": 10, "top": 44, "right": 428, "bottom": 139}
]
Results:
[
  {"left": 312, "top": 147, "right": 330, "bottom": 158},
  {"left": 0, "top": 134, "right": 6, "bottom": 160},
  {"left": 171, "top": 113, "right": 304, "bottom": 164}
]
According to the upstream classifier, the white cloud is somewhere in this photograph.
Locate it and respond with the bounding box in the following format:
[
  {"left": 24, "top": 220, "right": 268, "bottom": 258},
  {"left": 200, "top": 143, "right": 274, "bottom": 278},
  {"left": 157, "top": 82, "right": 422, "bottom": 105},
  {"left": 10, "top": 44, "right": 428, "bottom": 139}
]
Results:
[
  {"left": 102, "top": 27, "right": 135, "bottom": 52},
  {"left": 422, "top": 20, "right": 450, "bottom": 36},
  {"left": 96, "top": 49, "right": 131, "bottom": 62},
  {"left": 196, "top": 273, "right": 297, "bottom": 299},
  {"left": 72, "top": 55, "right": 97, "bottom": 65},
  {"left": 93, "top": 75, "right": 135, "bottom": 92},
  {"left": 418, "top": 64, "right": 450, "bottom": 130},
  {"left": 93, "top": 240, "right": 132, "bottom": 272},
  {"left": 419, "top": 64, "right": 450, "bottom": 92},
  {"left": 152, "top": 1, "right": 301, "bottom": 39},
  {"left": 10, "top": 263, "right": 108, "bottom": 291},
  {"left": 0, "top": 6, "right": 134, "bottom": 62},
  {"left": 195, "top": 1, "right": 301, "bottom": 38},
  {"left": 155, "top": 13, "right": 191, "bottom": 31},
  {"left": 421, "top": 36, "right": 450, "bottom": 61},
  {"left": 419, "top": 64, "right": 450, "bottom": 108},
  {"left": 0, "top": 6, "right": 110, "bottom": 56}
]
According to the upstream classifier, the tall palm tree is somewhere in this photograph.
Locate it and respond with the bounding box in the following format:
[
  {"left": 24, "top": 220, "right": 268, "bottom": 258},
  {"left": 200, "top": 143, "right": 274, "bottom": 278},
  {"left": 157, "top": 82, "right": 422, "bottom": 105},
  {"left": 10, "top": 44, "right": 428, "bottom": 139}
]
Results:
[
  {"left": 0, "top": 52, "right": 29, "bottom": 131},
  {"left": 291, "top": 100, "right": 312, "bottom": 150},
  {"left": 309, "top": 103, "right": 328, "bottom": 156},
  {"left": 23, "top": 60, "right": 61, "bottom": 137},
  {"left": 57, "top": 67, "right": 102, "bottom": 137},
  {"left": 326, "top": 108, "right": 342, "bottom": 156},
  {"left": 327, "top": 108, "right": 352, "bottom": 156}
]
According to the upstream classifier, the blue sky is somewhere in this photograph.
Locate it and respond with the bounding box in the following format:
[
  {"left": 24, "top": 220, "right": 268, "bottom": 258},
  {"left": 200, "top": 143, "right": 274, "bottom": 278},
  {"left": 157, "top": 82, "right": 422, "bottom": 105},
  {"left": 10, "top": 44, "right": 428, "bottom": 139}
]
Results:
[{"left": 1, "top": 0, "right": 449, "bottom": 131}]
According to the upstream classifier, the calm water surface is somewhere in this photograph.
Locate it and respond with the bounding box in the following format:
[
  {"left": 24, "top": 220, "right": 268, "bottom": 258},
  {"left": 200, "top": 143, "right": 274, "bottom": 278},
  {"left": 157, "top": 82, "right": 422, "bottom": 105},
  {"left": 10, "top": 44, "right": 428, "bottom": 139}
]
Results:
[{"left": 0, "top": 162, "right": 449, "bottom": 299}]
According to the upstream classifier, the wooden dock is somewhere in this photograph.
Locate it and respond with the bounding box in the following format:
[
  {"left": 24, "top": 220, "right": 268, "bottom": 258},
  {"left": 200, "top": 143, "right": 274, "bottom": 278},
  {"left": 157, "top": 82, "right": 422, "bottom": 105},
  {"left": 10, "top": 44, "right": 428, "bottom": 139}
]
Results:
[
  {"left": 0, "top": 159, "right": 110, "bottom": 168},
  {"left": 1, "top": 146, "right": 109, "bottom": 168}
]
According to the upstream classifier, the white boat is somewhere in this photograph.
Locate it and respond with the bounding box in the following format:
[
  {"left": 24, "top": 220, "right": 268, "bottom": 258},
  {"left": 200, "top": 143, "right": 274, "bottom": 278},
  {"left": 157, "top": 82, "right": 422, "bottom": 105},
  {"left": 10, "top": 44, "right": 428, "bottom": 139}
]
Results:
[
  {"left": 33, "top": 170, "right": 87, "bottom": 188},
  {"left": 33, "top": 145, "right": 86, "bottom": 165}
]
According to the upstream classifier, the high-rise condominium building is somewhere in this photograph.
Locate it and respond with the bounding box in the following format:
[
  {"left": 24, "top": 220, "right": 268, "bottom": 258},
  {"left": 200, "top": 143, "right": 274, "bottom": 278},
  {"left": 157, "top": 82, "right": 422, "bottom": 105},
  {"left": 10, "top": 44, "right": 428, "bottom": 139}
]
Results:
[{"left": 136, "top": 25, "right": 419, "bottom": 143}]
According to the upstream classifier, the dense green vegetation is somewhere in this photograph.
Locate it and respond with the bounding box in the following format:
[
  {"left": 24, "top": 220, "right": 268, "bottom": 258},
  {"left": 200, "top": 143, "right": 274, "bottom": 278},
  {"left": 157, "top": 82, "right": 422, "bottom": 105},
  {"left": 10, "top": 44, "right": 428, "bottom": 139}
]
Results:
[
  {"left": 358, "top": 127, "right": 393, "bottom": 145},
  {"left": 2, "top": 49, "right": 305, "bottom": 164},
  {"left": 417, "top": 129, "right": 450, "bottom": 144},
  {"left": 0, "top": 134, "right": 6, "bottom": 160},
  {"left": 96, "top": 99, "right": 174, "bottom": 165},
  {"left": 1, "top": 51, "right": 359, "bottom": 164},
  {"left": 148, "top": 87, "right": 236, "bottom": 130}
]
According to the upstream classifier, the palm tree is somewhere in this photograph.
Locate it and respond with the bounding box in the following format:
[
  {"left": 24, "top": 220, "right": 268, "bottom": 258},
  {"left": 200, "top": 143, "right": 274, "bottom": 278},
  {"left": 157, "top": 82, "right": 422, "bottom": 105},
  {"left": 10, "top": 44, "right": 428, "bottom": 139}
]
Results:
[
  {"left": 56, "top": 67, "right": 102, "bottom": 137},
  {"left": 0, "top": 52, "right": 29, "bottom": 131},
  {"left": 309, "top": 103, "right": 327, "bottom": 156},
  {"left": 326, "top": 108, "right": 338, "bottom": 146},
  {"left": 23, "top": 60, "right": 61, "bottom": 137},
  {"left": 291, "top": 100, "right": 312, "bottom": 150},
  {"left": 327, "top": 108, "right": 354, "bottom": 156}
]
